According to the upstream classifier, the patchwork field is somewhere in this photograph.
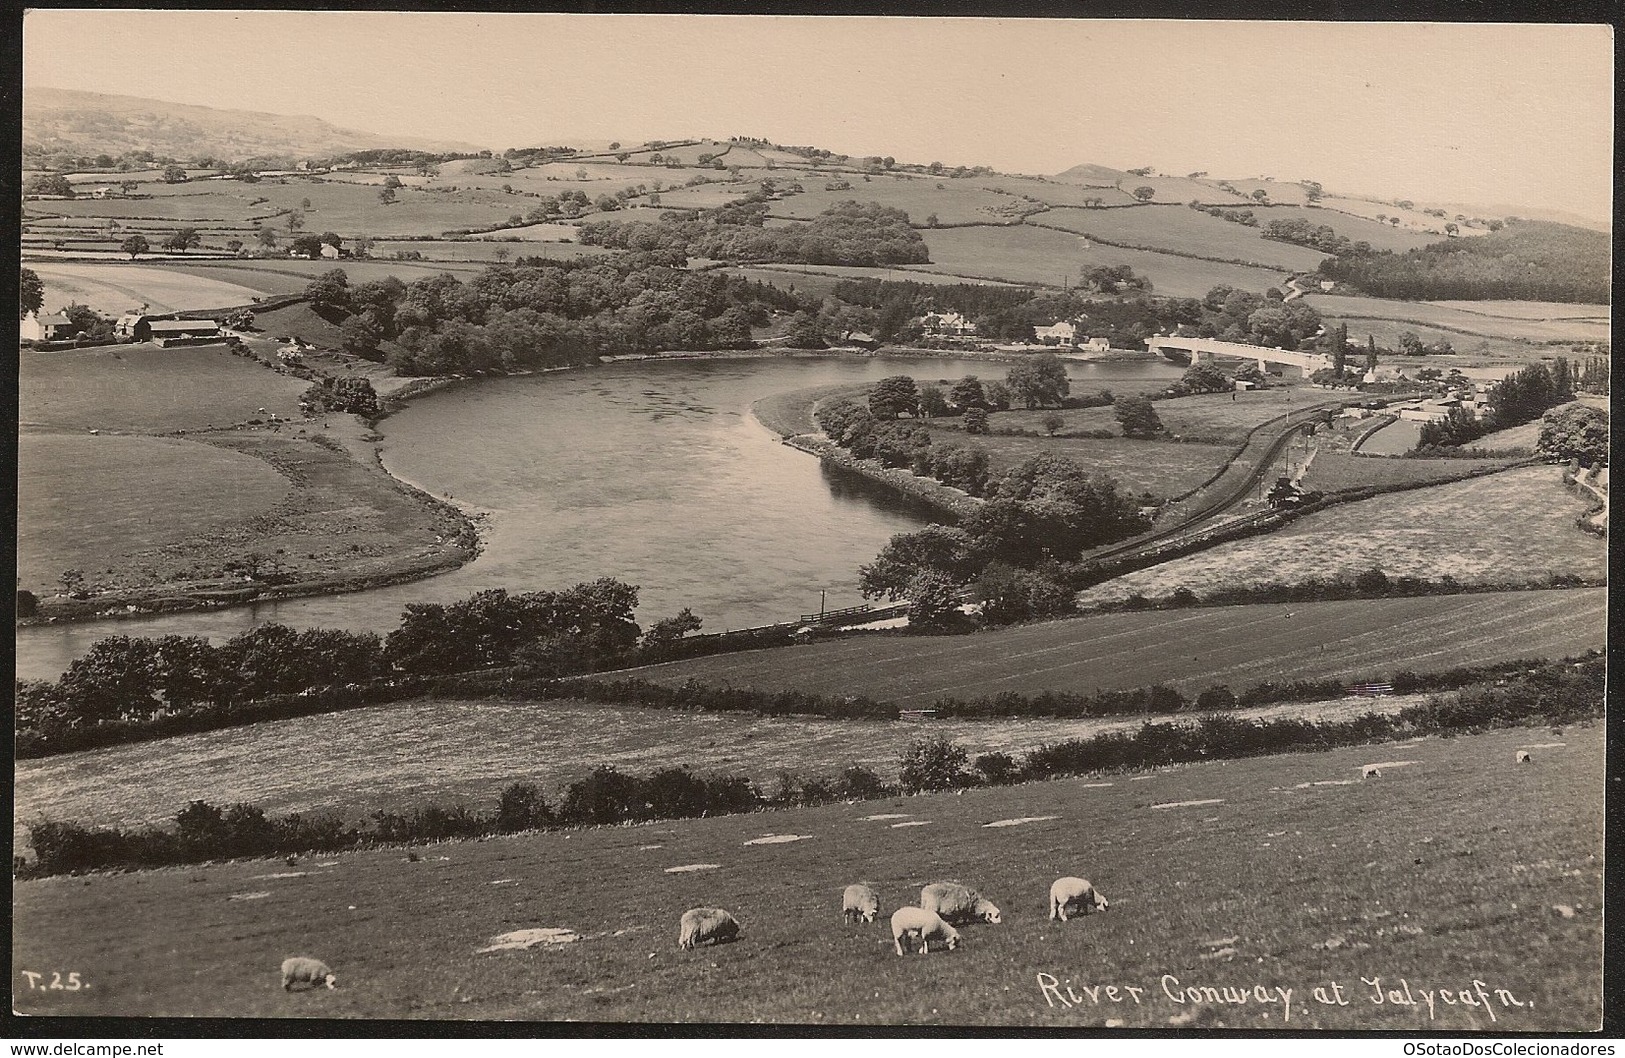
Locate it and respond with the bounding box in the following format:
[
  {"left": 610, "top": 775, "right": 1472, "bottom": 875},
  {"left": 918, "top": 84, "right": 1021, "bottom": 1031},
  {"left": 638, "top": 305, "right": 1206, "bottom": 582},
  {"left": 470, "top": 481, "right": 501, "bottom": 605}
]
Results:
[
  {"left": 1252, "top": 205, "right": 1445, "bottom": 253},
  {"left": 909, "top": 225, "right": 1290, "bottom": 298},
  {"left": 1302, "top": 295, "right": 1612, "bottom": 345},
  {"left": 13, "top": 723, "right": 1603, "bottom": 1028},
  {"left": 766, "top": 177, "right": 1023, "bottom": 226},
  {"left": 1037, "top": 207, "right": 1328, "bottom": 272},
  {"left": 1075, "top": 467, "right": 1605, "bottom": 605},
  {"left": 1427, "top": 300, "right": 1612, "bottom": 322},
  {"left": 627, "top": 588, "right": 1604, "bottom": 705},
  {"left": 19, "top": 344, "right": 308, "bottom": 431},
  {"left": 1299, "top": 451, "right": 1523, "bottom": 493}
]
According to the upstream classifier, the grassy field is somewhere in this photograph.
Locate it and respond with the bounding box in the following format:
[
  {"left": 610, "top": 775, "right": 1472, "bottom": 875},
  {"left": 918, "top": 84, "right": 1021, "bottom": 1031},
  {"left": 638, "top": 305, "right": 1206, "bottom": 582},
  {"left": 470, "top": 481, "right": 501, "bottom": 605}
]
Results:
[
  {"left": 951, "top": 388, "right": 1306, "bottom": 447},
  {"left": 19, "top": 344, "right": 308, "bottom": 431},
  {"left": 29, "top": 262, "right": 274, "bottom": 316},
  {"left": 909, "top": 225, "right": 1290, "bottom": 298},
  {"left": 766, "top": 177, "right": 1023, "bottom": 226},
  {"left": 13, "top": 722, "right": 1602, "bottom": 1028},
  {"left": 626, "top": 588, "right": 1603, "bottom": 705},
  {"left": 1301, "top": 450, "right": 1524, "bottom": 492},
  {"left": 1251, "top": 205, "right": 1445, "bottom": 253},
  {"left": 12, "top": 689, "right": 1434, "bottom": 843},
  {"left": 1427, "top": 300, "right": 1611, "bottom": 322},
  {"left": 1037, "top": 206, "right": 1327, "bottom": 272},
  {"left": 17, "top": 434, "right": 292, "bottom": 594},
  {"left": 1076, "top": 468, "right": 1605, "bottom": 605},
  {"left": 923, "top": 427, "right": 1230, "bottom": 500}
]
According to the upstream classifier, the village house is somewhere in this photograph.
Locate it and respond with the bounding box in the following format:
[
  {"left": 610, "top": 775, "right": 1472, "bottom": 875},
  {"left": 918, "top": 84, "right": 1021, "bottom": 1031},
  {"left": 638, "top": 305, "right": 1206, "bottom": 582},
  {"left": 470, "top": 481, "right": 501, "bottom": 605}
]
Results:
[
  {"left": 19, "top": 311, "right": 75, "bottom": 342},
  {"left": 320, "top": 242, "right": 342, "bottom": 259},
  {"left": 1079, "top": 335, "right": 1110, "bottom": 353},
  {"left": 920, "top": 310, "right": 977, "bottom": 336}
]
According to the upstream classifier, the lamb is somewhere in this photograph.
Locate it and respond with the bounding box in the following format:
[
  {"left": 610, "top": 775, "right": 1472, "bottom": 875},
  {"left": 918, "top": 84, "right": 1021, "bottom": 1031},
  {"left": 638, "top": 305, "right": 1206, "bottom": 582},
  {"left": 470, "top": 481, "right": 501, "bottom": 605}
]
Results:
[
  {"left": 1516, "top": 751, "right": 1532, "bottom": 764},
  {"left": 842, "top": 883, "right": 880, "bottom": 924},
  {"left": 920, "top": 881, "right": 1002, "bottom": 925},
  {"left": 280, "top": 956, "right": 337, "bottom": 991},
  {"left": 677, "top": 907, "right": 740, "bottom": 950},
  {"left": 890, "top": 906, "right": 961, "bottom": 956},
  {"left": 1049, "top": 877, "right": 1109, "bottom": 921},
  {"left": 1361, "top": 765, "right": 1382, "bottom": 779}
]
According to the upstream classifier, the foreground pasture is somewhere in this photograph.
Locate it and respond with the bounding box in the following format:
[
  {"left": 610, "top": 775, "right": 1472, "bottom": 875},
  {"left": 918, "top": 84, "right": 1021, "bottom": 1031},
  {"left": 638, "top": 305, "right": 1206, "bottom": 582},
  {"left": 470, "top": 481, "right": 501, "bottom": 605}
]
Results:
[
  {"left": 12, "top": 724, "right": 1602, "bottom": 1027},
  {"left": 630, "top": 589, "right": 1605, "bottom": 704}
]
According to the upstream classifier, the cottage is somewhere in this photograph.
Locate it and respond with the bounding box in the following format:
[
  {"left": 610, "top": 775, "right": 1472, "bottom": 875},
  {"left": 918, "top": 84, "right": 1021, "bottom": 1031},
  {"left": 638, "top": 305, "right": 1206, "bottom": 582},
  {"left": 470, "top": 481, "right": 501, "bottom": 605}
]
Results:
[
  {"left": 319, "top": 242, "right": 342, "bottom": 260},
  {"left": 920, "top": 310, "right": 977, "bottom": 336},
  {"left": 840, "top": 330, "right": 880, "bottom": 350},
  {"left": 20, "top": 312, "right": 75, "bottom": 342},
  {"left": 1079, "top": 336, "right": 1110, "bottom": 353}
]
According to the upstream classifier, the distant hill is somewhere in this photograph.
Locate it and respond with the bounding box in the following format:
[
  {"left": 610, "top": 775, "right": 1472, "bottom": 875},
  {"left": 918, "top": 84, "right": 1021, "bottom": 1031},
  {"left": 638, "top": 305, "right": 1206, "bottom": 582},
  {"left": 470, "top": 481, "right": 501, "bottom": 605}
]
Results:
[
  {"left": 23, "top": 87, "right": 488, "bottom": 162},
  {"left": 1052, "top": 162, "right": 1129, "bottom": 186}
]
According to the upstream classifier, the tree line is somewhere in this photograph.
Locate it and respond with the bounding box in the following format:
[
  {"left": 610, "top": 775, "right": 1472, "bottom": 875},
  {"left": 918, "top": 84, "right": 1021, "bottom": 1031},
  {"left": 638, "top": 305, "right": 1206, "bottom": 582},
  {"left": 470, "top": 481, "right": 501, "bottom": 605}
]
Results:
[{"left": 578, "top": 199, "right": 930, "bottom": 267}]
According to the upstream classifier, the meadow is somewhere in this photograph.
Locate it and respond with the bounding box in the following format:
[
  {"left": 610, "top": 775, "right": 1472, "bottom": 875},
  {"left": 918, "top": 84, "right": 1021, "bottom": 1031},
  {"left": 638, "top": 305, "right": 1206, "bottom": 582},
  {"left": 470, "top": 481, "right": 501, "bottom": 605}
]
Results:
[
  {"left": 925, "top": 428, "right": 1231, "bottom": 501},
  {"left": 909, "top": 225, "right": 1290, "bottom": 298},
  {"left": 12, "top": 722, "right": 1602, "bottom": 1028},
  {"left": 1037, "top": 206, "right": 1328, "bottom": 272},
  {"left": 1303, "top": 294, "right": 1611, "bottom": 345},
  {"left": 1251, "top": 205, "right": 1444, "bottom": 253},
  {"left": 627, "top": 588, "right": 1603, "bottom": 705},
  {"left": 1075, "top": 467, "right": 1605, "bottom": 606},
  {"left": 29, "top": 262, "right": 274, "bottom": 316},
  {"left": 17, "top": 434, "right": 292, "bottom": 596},
  {"left": 1299, "top": 450, "right": 1524, "bottom": 492},
  {"left": 766, "top": 177, "right": 1023, "bottom": 226},
  {"left": 19, "top": 343, "right": 308, "bottom": 431}
]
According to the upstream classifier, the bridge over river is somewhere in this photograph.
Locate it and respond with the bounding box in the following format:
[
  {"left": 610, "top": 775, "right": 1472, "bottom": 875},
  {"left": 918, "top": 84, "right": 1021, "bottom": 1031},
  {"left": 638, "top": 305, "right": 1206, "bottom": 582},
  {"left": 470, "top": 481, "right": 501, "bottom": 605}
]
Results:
[{"left": 1146, "top": 335, "right": 1332, "bottom": 376}]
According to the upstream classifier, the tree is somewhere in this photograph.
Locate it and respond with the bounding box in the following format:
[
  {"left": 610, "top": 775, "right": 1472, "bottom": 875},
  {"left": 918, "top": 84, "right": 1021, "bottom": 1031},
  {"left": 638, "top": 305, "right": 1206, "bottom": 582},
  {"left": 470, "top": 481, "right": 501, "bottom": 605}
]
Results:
[
  {"left": 162, "top": 164, "right": 188, "bottom": 183},
  {"left": 949, "top": 375, "right": 986, "bottom": 411},
  {"left": 287, "top": 210, "right": 306, "bottom": 232},
  {"left": 1366, "top": 334, "right": 1378, "bottom": 372},
  {"left": 868, "top": 375, "right": 920, "bottom": 419},
  {"left": 925, "top": 213, "right": 939, "bottom": 227},
  {"left": 62, "top": 303, "right": 113, "bottom": 340},
  {"left": 1040, "top": 412, "right": 1065, "bottom": 435},
  {"left": 1537, "top": 404, "right": 1609, "bottom": 466},
  {"left": 898, "top": 736, "right": 970, "bottom": 793},
  {"left": 1131, "top": 186, "right": 1156, "bottom": 202},
  {"left": 784, "top": 310, "right": 825, "bottom": 349},
  {"left": 1330, "top": 322, "right": 1349, "bottom": 378},
  {"left": 859, "top": 525, "right": 984, "bottom": 601},
  {"left": 305, "top": 268, "right": 351, "bottom": 310},
  {"left": 19, "top": 267, "right": 43, "bottom": 317},
  {"left": 1398, "top": 331, "right": 1427, "bottom": 357},
  {"left": 289, "top": 234, "right": 325, "bottom": 259},
  {"left": 160, "top": 228, "right": 200, "bottom": 253},
  {"left": 963, "top": 406, "right": 990, "bottom": 434},
  {"left": 1006, "top": 353, "right": 1070, "bottom": 409},
  {"left": 1251, "top": 189, "right": 1270, "bottom": 204},
  {"left": 383, "top": 174, "right": 403, "bottom": 189},
  {"left": 1181, "top": 361, "right": 1230, "bottom": 394},
  {"left": 119, "top": 234, "right": 151, "bottom": 260},
  {"left": 916, "top": 383, "right": 949, "bottom": 418},
  {"left": 257, "top": 226, "right": 279, "bottom": 248},
  {"left": 983, "top": 380, "right": 1012, "bottom": 411},
  {"left": 23, "top": 173, "right": 74, "bottom": 197},
  {"left": 377, "top": 187, "right": 396, "bottom": 205},
  {"left": 1114, "top": 395, "right": 1163, "bottom": 438},
  {"left": 340, "top": 315, "right": 380, "bottom": 357}
]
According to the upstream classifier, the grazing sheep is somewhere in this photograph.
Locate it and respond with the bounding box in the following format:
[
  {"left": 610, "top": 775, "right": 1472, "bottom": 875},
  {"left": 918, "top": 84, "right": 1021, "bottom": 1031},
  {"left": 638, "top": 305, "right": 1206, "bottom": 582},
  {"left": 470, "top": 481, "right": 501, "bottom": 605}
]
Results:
[
  {"left": 1361, "top": 765, "right": 1381, "bottom": 779},
  {"left": 1516, "top": 751, "right": 1532, "bottom": 764},
  {"left": 280, "top": 956, "right": 337, "bottom": 991},
  {"left": 842, "top": 883, "right": 880, "bottom": 924},
  {"left": 920, "top": 881, "right": 1002, "bottom": 925},
  {"left": 677, "top": 907, "right": 740, "bottom": 950},
  {"left": 1049, "top": 877, "right": 1109, "bottom": 921},
  {"left": 891, "top": 906, "right": 961, "bottom": 956}
]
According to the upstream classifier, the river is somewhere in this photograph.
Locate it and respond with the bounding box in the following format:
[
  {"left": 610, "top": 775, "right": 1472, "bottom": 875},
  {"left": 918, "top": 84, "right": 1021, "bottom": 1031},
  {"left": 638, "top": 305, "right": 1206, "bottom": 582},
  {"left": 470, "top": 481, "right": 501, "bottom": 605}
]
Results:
[{"left": 15, "top": 354, "right": 1183, "bottom": 680}]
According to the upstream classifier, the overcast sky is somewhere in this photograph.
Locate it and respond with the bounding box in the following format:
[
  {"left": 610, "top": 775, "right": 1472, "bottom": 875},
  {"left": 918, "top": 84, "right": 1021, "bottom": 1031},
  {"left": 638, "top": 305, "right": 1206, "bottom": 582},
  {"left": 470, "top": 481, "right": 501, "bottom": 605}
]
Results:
[{"left": 22, "top": 12, "right": 1615, "bottom": 222}]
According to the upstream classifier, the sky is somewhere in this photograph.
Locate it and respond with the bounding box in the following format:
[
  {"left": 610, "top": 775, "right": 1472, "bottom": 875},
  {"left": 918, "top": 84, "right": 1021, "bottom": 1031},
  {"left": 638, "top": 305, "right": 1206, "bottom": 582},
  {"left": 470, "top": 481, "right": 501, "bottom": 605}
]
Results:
[{"left": 21, "top": 12, "right": 1616, "bottom": 223}]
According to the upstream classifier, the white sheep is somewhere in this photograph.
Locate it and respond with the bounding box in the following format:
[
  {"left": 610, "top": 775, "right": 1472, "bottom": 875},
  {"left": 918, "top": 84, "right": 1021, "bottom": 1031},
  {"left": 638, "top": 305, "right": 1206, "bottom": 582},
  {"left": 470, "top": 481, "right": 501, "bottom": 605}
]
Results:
[
  {"left": 920, "top": 881, "right": 1002, "bottom": 925},
  {"left": 1361, "top": 765, "right": 1381, "bottom": 779},
  {"left": 842, "top": 883, "right": 880, "bottom": 924},
  {"left": 280, "top": 956, "right": 337, "bottom": 991},
  {"left": 677, "top": 907, "right": 741, "bottom": 950},
  {"left": 890, "top": 906, "right": 961, "bottom": 956},
  {"left": 1516, "top": 751, "right": 1532, "bottom": 764},
  {"left": 1049, "top": 877, "right": 1109, "bottom": 921}
]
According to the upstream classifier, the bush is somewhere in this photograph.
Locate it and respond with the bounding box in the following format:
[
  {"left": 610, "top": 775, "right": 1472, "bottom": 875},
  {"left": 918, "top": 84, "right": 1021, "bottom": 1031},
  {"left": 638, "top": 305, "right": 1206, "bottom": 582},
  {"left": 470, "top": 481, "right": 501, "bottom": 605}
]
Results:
[
  {"left": 974, "top": 751, "right": 1020, "bottom": 785},
  {"left": 899, "top": 736, "right": 971, "bottom": 793},
  {"left": 496, "top": 782, "right": 553, "bottom": 832},
  {"left": 1194, "top": 685, "right": 1237, "bottom": 711},
  {"left": 837, "top": 765, "right": 890, "bottom": 800}
]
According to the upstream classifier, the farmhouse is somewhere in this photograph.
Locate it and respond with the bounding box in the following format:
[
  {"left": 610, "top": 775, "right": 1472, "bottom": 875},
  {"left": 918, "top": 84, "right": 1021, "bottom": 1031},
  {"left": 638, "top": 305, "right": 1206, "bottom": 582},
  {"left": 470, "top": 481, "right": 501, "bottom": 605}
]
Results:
[
  {"left": 115, "top": 314, "right": 221, "bottom": 344},
  {"left": 1079, "top": 335, "right": 1110, "bottom": 353},
  {"left": 19, "top": 312, "right": 75, "bottom": 342},
  {"left": 320, "top": 243, "right": 342, "bottom": 260}
]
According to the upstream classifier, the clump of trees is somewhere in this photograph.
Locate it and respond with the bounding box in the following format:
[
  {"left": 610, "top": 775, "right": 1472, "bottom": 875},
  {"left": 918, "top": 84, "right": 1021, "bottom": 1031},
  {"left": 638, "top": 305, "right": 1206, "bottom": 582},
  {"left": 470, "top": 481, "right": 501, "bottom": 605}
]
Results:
[
  {"left": 1260, "top": 217, "right": 1373, "bottom": 257},
  {"left": 1537, "top": 404, "right": 1609, "bottom": 466},
  {"left": 1317, "top": 221, "right": 1609, "bottom": 303},
  {"left": 580, "top": 200, "right": 930, "bottom": 267}
]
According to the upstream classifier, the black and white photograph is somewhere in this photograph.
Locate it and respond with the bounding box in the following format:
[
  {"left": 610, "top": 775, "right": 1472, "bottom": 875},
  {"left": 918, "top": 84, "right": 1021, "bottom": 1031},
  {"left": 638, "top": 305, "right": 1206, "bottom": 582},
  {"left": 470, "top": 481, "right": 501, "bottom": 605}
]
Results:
[{"left": 13, "top": 12, "right": 1611, "bottom": 1032}]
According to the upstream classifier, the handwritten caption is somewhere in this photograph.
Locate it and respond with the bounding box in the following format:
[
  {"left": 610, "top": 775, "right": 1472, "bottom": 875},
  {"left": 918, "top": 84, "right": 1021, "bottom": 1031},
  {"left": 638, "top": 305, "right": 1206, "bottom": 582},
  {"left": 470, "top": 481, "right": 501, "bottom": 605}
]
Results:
[
  {"left": 19, "top": 970, "right": 89, "bottom": 991},
  {"left": 1036, "top": 973, "right": 1530, "bottom": 1023}
]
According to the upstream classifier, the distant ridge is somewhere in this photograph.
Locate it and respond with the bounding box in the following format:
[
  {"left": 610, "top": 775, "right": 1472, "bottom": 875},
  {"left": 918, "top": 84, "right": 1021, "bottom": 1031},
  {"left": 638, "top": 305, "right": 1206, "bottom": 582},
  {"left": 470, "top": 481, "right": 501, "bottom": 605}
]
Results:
[
  {"left": 23, "top": 87, "right": 489, "bottom": 161},
  {"left": 1052, "top": 162, "right": 1128, "bottom": 186}
]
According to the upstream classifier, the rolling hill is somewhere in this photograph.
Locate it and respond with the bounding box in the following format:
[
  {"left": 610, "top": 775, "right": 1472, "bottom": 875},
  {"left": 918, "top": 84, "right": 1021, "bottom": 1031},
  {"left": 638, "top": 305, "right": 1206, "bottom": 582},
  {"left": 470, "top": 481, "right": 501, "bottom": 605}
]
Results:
[{"left": 22, "top": 87, "right": 487, "bottom": 162}]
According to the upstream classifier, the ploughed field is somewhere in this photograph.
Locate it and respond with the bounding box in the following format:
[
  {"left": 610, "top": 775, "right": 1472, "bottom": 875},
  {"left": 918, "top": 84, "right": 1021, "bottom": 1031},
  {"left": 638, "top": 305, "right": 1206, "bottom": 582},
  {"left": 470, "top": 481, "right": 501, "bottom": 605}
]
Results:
[
  {"left": 626, "top": 589, "right": 1605, "bottom": 705},
  {"left": 12, "top": 723, "right": 1602, "bottom": 1028}
]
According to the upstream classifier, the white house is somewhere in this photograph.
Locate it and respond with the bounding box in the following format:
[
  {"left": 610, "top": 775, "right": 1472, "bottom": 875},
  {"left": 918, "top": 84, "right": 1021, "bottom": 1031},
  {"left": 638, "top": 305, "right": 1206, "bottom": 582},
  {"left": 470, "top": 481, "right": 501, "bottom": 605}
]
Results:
[
  {"left": 1079, "top": 336, "right": 1110, "bottom": 353},
  {"left": 319, "top": 242, "right": 342, "bottom": 259},
  {"left": 920, "top": 310, "right": 977, "bottom": 336},
  {"left": 1034, "top": 320, "right": 1076, "bottom": 345},
  {"left": 20, "top": 312, "right": 74, "bottom": 342}
]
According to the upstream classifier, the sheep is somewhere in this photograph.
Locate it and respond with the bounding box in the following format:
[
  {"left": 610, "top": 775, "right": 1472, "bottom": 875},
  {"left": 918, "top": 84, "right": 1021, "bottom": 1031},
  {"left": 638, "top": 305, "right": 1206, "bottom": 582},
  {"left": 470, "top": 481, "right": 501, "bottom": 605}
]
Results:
[
  {"left": 280, "top": 956, "right": 337, "bottom": 991},
  {"left": 1516, "top": 751, "right": 1532, "bottom": 764},
  {"left": 891, "top": 906, "right": 961, "bottom": 956},
  {"left": 1049, "top": 877, "right": 1109, "bottom": 921},
  {"left": 1361, "top": 765, "right": 1381, "bottom": 779},
  {"left": 677, "top": 907, "right": 740, "bottom": 950},
  {"left": 920, "top": 881, "right": 1002, "bottom": 925},
  {"left": 842, "top": 883, "right": 880, "bottom": 924}
]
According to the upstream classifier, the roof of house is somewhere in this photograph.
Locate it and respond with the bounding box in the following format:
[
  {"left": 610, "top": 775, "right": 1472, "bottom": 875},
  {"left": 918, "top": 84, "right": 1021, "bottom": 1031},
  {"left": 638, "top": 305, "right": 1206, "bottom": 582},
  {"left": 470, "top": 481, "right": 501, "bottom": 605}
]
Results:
[
  {"left": 148, "top": 319, "right": 220, "bottom": 334},
  {"left": 37, "top": 314, "right": 72, "bottom": 326}
]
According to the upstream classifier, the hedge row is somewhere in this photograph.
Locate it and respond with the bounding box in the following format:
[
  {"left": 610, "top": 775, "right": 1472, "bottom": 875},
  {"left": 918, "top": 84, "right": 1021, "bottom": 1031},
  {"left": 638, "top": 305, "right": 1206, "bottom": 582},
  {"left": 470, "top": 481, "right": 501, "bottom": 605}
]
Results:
[{"left": 22, "top": 657, "right": 1601, "bottom": 877}]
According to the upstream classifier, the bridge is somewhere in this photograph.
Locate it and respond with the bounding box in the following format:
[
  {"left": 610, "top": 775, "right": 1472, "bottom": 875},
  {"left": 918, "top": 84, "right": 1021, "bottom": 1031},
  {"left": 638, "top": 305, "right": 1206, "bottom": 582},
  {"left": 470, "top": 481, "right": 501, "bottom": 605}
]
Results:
[{"left": 1145, "top": 335, "right": 1331, "bottom": 376}]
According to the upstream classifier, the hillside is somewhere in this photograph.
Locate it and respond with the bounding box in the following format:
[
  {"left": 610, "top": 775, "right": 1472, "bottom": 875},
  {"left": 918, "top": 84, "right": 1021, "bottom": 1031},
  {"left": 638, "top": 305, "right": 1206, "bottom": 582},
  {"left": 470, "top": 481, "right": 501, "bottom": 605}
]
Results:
[{"left": 22, "top": 87, "right": 486, "bottom": 162}]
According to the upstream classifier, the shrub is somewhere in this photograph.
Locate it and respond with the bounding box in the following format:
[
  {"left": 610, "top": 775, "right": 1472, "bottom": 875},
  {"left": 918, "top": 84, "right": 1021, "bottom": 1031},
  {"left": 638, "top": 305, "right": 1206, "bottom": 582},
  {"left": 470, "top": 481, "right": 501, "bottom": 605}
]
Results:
[
  {"left": 899, "top": 736, "right": 971, "bottom": 793},
  {"left": 496, "top": 782, "right": 553, "bottom": 832},
  {"left": 837, "top": 765, "right": 890, "bottom": 800},
  {"left": 559, "top": 766, "right": 645, "bottom": 826},
  {"left": 974, "top": 751, "right": 1020, "bottom": 785}
]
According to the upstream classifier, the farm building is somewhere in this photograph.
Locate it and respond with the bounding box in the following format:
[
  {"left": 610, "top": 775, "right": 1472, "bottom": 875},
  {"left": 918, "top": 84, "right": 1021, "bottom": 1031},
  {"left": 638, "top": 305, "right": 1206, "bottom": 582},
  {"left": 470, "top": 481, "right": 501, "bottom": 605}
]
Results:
[
  {"left": 114, "top": 314, "right": 221, "bottom": 343},
  {"left": 1079, "top": 336, "right": 1110, "bottom": 353},
  {"left": 19, "top": 312, "right": 75, "bottom": 342},
  {"left": 840, "top": 330, "right": 880, "bottom": 349}
]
